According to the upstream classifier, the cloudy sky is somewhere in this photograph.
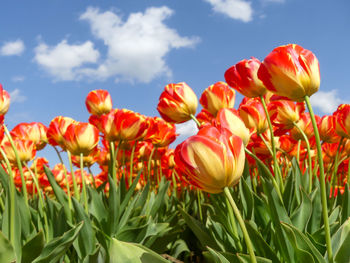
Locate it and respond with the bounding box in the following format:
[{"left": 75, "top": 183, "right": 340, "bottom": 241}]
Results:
[{"left": 1, "top": 0, "right": 349, "bottom": 164}]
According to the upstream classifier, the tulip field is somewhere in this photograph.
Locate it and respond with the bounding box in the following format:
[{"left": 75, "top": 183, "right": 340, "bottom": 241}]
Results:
[{"left": 1, "top": 43, "right": 350, "bottom": 263}]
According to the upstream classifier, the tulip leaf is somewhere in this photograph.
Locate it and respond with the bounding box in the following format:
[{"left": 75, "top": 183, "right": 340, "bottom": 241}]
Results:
[
  {"left": 281, "top": 222, "right": 326, "bottom": 263},
  {"left": 109, "top": 238, "right": 169, "bottom": 263},
  {"left": 290, "top": 188, "right": 312, "bottom": 232},
  {"left": 0, "top": 230, "right": 16, "bottom": 263},
  {"left": 107, "top": 175, "right": 120, "bottom": 236},
  {"left": 203, "top": 248, "right": 272, "bottom": 263},
  {"left": 307, "top": 179, "right": 322, "bottom": 234},
  {"left": 21, "top": 231, "right": 45, "bottom": 263},
  {"left": 328, "top": 217, "right": 350, "bottom": 263},
  {"left": 87, "top": 187, "right": 108, "bottom": 224},
  {"left": 119, "top": 171, "right": 142, "bottom": 214},
  {"left": 239, "top": 177, "right": 254, "bottom": 220},
  {"left": 32, "top": 222, "right": 83, "bottom": 263},
  {"left": 149, "top": 178, "right": 170, "bottom": 218},
  {"left": 341, "top": 183, "right": 350, "bottom": 224}
]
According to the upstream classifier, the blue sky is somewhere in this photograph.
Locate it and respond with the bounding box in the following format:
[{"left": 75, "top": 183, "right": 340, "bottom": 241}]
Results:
[{"left": 0, "top": 0, "right": 349, "bottom": 166}]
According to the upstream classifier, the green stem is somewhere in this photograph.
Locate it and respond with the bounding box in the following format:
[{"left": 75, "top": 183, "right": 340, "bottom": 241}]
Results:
[
  {"left": 67, "top": 151, "right": 80, "bottom": 200},
  {"left": 109, "top": 141, "right": 116, "bottom": 184},
  {"left": 304, "top": 95, "right": 333, "bottom": 263},
  {"left": 147, "top": 147, "right": 156, "bottom": 183},
  {"left": 88, "top": 166, "right": 96, "bottom": 189},
  {"left": 80, "top": 153, "right": 88, "bottom": 213},
  {"left": 3, "top": 125, "right": 28, "bottom": 206},
  {"left": 225, "top": 195, "right": 243, "bottom": 251},
  {"left": 296, "top": 139, "right": 301, "bottom": 164},
  {"left": 224, "top": 187, "right": 257, "bottom": 263},
  {"left": 258, "top": 133, "right": 273, "bottom": 156},
  {"left": 129, "top": 141, "right": 137, "bottom": 186},
  {"left": 196, "top": 189, "right": 203, "bottom": 221},
  {"left": 171, "top": 169, "right": 177, "bottom": 195},
  {"left": 348, "top": 158, "right": 350, "bottom": 186},
  {"left": 331, "top": 137, "right": 345, "bottom": 187},
  {"left": 260, "top": 96, "right": 284, "bottom": 193},
  {"left": 293, "top": 123, "right": 313, "bottom": 193},
  {"left": 190, "top": 114, "right": 201, "bottom": 127}
]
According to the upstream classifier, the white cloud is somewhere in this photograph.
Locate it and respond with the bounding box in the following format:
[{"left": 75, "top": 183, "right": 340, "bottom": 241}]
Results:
[
  {"left": 261, "top": 0, "right": 285, "bottom": 3},
  {"left": 79, "top": 6, "right": 199, "bottom": 83},
  {"left": 9, "top": 89, "right": 27, "bottom": 103},
  {"left": 11, "top": 76, "right": 25, "bottom": 82},
  {"left": 176, "top": 121, "right": 199, "bottom": 138},
  {"left": 0, "top": 39, "right": 25, "bottom": 56},
  {"left": 33, "top": 40, "right": 100, "bottom": 81},
  {"left": 310, "top": 89, "right": 347, "bottom": 114},
  {"left": 204, "top": 0, "right": 253, "bottom": 22}
]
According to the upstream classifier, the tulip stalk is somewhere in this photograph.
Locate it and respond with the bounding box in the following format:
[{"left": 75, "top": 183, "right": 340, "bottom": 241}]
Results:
[
  {"left": 67, "top": 151, "right": 80, "bottom": 201},
  {"left": 224, "top": 187, "right": 256, "bottom": 263},
  {"left": 147, "top": 146, "right": 156, "bottom": 184},
  {"left": 225, "top": 196, "right": 242, "bottom": 251},
  {"left": 129, "top": 141, "right": 137, "bottom": 186},
  {"left": 304, "top": 95, "right": 333, "bottom": 263},
  {"left": 330, "top": 137, "right": 345, "bottom": 187},
  {"left": 260, "top": 96, "right": 284, "bottom": 193},
  {"left": 80, "top": 153, "right": 89, "bottom": 213},
  {"left": 190, "top": 114, "right": 201, "bottom": 127}
]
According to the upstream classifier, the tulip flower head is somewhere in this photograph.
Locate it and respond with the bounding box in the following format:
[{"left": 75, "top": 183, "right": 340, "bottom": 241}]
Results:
[
  {"left": 11, "top": 122, "right": 48, "bottom": 151},
  {"left": 0, "top": 84, "right": 10, "bottom": 115},
  {"left": 319, "top": 115, "right": 340, "bottom": 143},
  {"left": 47, "top": 116, "right": 76, "bottom": 148},
  {"left": 258, "top": 44, "right": 320, "bottom": 102},
  {"left": 199, "top": 82, "right": 235, "bottom": 117},
  {"left": 334, "top": 104, "right": 350, "bottom": 139},
  {"left": 239, "top": 98, "right": 268, "bottom": 135},
  {"left": 146, "top": 117, "right": 177, "bottom": 147},
  {"left": 174, "top": 125, "right": 245, "bottom": 193},
  {"left": 85, "top": 89, "right": 113, "bottom": 116},
  {"left": 157, "top": 82, "right": 198, "bottom": 123},
  {"left": 1, "top": 139, "right": 36, "bottom": 164},
  {"left": 225, "top": 57, "right": 267, "bottom": 98}
]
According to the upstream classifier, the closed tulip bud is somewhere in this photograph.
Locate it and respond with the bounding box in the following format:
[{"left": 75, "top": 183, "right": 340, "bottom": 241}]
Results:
[
  {"left": 215, "top": 108, "right": 250, "bottom": 146},
  {"left": 145, "top": 117, "right": 177, "bottom": 147},
  {"left": 258, "top": 44, "right": 320, "bottom": 102},
  {"left": 11, "top": 122, "right": 48, "bottom": 151},
  {"left": 199, "top": 82, "right": 235, "bottom": 116},
  {"left": 319, "top": 115, "right": 340, "bottom": 143},
  {"left": 268, "top": 99, "right": 305, "bottom": 130},
  {"left": 225, "top": 57, "right": 267, "bottom": 98},
  {"left": 1, "top": 139, "right": 36, "bottom": 164},
  {"left": 239, "top": 98, "right": 268, "bottom": 134},
  {"left": 157, "top": 82, "right": 198, "bottom": 123},
  {"left": 47, "top": 116, "right": 76, "bottom": 148},
  {"left": 174, "top": 125, "right": 245, "bottom": 194},
  {"left": 0, "top": 84, "right": 10, "bottom": 115},
  {"left": 63, "top": 122, "right": 99, "bottom": 156},
  {"left": 85, "top": 89, "right": 113, "bottom": 116},
  {"left": 334, "top": 104, "right": 350, "bottom": 139}
]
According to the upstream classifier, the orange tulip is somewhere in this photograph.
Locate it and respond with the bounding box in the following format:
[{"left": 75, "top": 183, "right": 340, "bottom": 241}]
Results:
[
  {"left": 174, "top": 125, "right": 245, "bottom": 193},
  {"left": 239, "top": 98, "right": 268, "bottom": 134},
  {"left": 195, "top": 109, "right": 215, "bottom": 127},
  {"left": 290, "top": 113, "right": 319, "bottom": 141},
  {"left": 334, "top": 104, "right": 350, "bottom": 139},
  {"left": 47, "top": 116, "right": 76, "bottom": 148},
  {"left": 319, "top": 115, "right": 340, "bottom": 143},
  {"left": 85, "top": 89, "right": 113, "bottom": 116},
  {"left": 215, "top": 108, "right": 250, "bottom": 146},
  {"left": 63, "top": 122, "right": 99, "bottom": 156},
  {"left": 145, "top": 117, "right": 177, "bottom": 147},
  {"left": 225, "top": 57, "right": 267, "bottom": 98},
  {"left": 157, "top": 82, "right": 198, "bottom": 123},
  {"left": 1, "top": 139, "right": 36, "bottom": 164},
  {"left": 11, "top": 122, "right": 48, "bottom": 150},
  {"left": 199, "top": 82, "right": 235, "bottom": 116},
  {"left": 0, "top": 83, "right": 10, "bottom": 115},
  {"left": 258, "top": 44, "right": 320, "bottom": 102}
]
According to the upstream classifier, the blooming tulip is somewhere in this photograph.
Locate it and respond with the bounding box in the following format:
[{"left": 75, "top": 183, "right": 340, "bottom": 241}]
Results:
[
  {"left": 1, "top": 139, "right": 36, "bottom": 164},
  {"left": 85, "top": 89, "right": 113, "bottom": 116},
  {"left": 334, "top": 104, "right": 350, "bottom": 139},
  {"left": 0, "top": 84, "right": 10, "bottom": 115},
  {"left": 47, "top": 116, "right": 76, "bottom": 148},
  {"left": 239, "top": 98, "right": 268, "bottom": 134},
  {"left": 319, "top": 115, "right": 340, "bottom": 143},
  {"left": 11, "top": 122, "right": 48, "bottom": 150},
  {"left": 145, "top": 117, "right": 177, "bottom": 147},
  {"left": 258, "top": 44, "right": 320, "bottom": 102}
]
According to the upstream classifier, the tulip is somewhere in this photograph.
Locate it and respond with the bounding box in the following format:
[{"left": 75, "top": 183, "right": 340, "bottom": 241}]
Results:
[
  {"left": 174, "top": 125, "right": 245, "bottom": 194},
  {"left": 63, "top": 122, "right": 99, "bottom": 156},
  {"left": 47, "top": 116, "right": 76, "bottom": 148},
  {"left": 199, "top": 82, "right": 235, "bottom": 116},
  {"left": 0, "top": 83, "right": 10, "bottom": 115},
  {"left": 1, "top": 139, "right": 36, "bottom": 164},
  {"left": 215, "top": 108, "right": 250, "bottom": 146},
  {"left": 258, "top": 44, "right": 320, "bottom": 102},
  {"left": 239, "top": 98, "right": 268, "bottom": 135},
  {"left": 319, "top": 115, "right": 341, "bottom": 143},
  {"left": 195, "top": 109, "right": 215, "bottom": 127},
  {"left": 157, "top": 82, "right": 198, "bottom": 123},
  {"left": 225, "top": 57, "right": 267, "bottom": 98},
  {"left": 11, "top": 122, "right": 48, "bottom": 150},
  {"left": 145, "top": 117, "right": 177, "bottom": 147},
  {"left": 290, "top": 113, "right": 319, "bottom": 141},
  {"left": 85, "top": 89, "right": 113, "bottom": 116},
  {"left": 334, "top": 104, "right": 350, "bottom": 139}
]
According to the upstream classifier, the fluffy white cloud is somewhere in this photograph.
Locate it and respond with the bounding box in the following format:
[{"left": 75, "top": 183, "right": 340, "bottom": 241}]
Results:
[
  {"left": 204, "top": 0, "right": 253, "bottom": 22},
  {"left": 310, "top": 89, "right": 347, "bottom": 114},
  {"left": 34, "top": 40, "right": 100, "bottom": 81},
  {"left": 0, "top": 39, "right": 25, "bottom": 56},
  {"left": 9, "top": 89, "right": 27, "bottom": 103},
  {"left": 175, "top": 121, "right": 198, "bottom": 138},
  {"left": 79, "top": 6, "right": 199, "bottom": 83}
]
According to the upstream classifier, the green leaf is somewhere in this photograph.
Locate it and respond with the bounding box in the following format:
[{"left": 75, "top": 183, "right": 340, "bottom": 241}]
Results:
[
  {"left": 206, "top": 247, "right": 230, "bottom": 263},
  {"left": 33, "top": 222, "right": 83, "bottom": 263},
  {"left": 149, "top": 179, "right": 169, "bottom": 218},
  {"left": 290, "top": 188, "right": 312, "bottom": 232},
  {"left": 308, "top": 180, "right": 322, "bottom": 234},
  {"left": 21, "top": 231, "right": 45, "bottom": 263},
  {"left": 239, "top": 177, "right": 254, "bottom": 220},
  {"left": 109, "top": 238, "right": 169, "bottom": 263},
  {"left": 0, "top": 230, "right": 16, "bottom": 263},
  {"left": 178, "top": 207, "right": 220, "bottom": 250},
  {"left": 341, "top": 184, "right": 350, "bottom": 224},
  {"left": 119, "top": 171, "right": 142, "bottom": 214},
  {"left": 107, "top": 175, "right": 120, "bottom": 236},
  {"left": 281, "top": 222, "right": 326, "bottom": 263},
  {"left": 329, "top": 217, "right": 350, "bottom": 263},
  {"left": 88, "top": 187, "right": 108, "bottom": 223}
]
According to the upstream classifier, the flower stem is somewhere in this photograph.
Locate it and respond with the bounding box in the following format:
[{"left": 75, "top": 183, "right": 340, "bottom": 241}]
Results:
[
  {"left": 190, "top": 114, "right": 201, "bottom": 127},
  {"left": 67, "top": 151, "right": 79, "bottom": 200},
  {"left": 225, "top": 194, "right": 242, "bottom": 251},
  {"left": 147, "top": 147, "right": 156, "bottom": 184},
  {"left": 224, "top": 187, "right": 256, "bottom": 263},
  {"left": 196, "top": 189, "right": 203, "bottom": 221},
  {"left": 304, "top": 95, "right": 333, "bottom": 263},
  {"left": 129, "top": 141, "right": 137, "bottom": 186},
  {"left": 80, "top": 153, "right": 88, "bottom": 213}
]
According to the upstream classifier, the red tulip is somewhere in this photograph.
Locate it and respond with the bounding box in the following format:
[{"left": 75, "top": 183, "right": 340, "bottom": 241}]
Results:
[{"left": 85, "top": 89, "right": 113, "bottom": 116}]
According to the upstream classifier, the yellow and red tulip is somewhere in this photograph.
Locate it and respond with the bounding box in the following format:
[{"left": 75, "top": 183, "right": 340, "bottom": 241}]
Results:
[
  {"left": 258, "top": 44, "right": 320, "bottom": 102},
  {"left": 157, "top": 82, "right": 198, "bottom": 123},
  {"left": 0, "top": 83, "right": 10, "bottom": 115},
  {"left": 225, "top": 57, "right": 267, "bottom": 98},
  {"left": 319, "top": 115, "right": 340, "bottom": 143},
  {"left": 199, "top": 82, "right": 235, "bottom": 117},
  {"left": 145, "top": 117, "right": 177, "bottom": 147},
  {"left": 85, "top": 89, "right": 113, "bottom": 116},
  {"left": 11, "top": 122, "right": 48, "bottom": 151},
  {"left": 1, "top": 138, "right": 36, "bottom": 164},
  {"left": 174, "top": 125, "right": 245, "bottom": 194},
  {"left": 334, "top": 104, "right": 350, "bottom": 139},
  {"left": 47, "top": 116, "right": 76, "bottom": 148},
  {"left": 239, "top": 98, "right": 268, "bottom": 135}
]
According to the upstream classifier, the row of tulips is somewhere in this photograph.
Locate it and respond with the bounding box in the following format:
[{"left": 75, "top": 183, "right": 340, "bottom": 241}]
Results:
[{"left": 0, "top": 44, "right": 349, "bottom": 262}]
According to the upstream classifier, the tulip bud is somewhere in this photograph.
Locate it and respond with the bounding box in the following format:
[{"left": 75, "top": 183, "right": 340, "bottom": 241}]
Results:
[
  {"left": 11, "top": 122, "right": 48, "bottom": 151},
  {"left": 157, "top": 82, "right": 198, "bottom": 123},
  {"left": 0, "top": 84, "right": 10, "bottom": 115},
  {"left": 145, "top": 117, "right": 177, "bottom": 147},
  {"left": 239, "top": 98, "right": 268, "bottom": 134},
  {"left": 334, "top": 104, "right": 350, "bottom": 139},
  {"left": 258, "top": 44, "right": 320, "bottom": 102},
  {"left": 199, "top": 82, "right": 235, "bottom": 117},
  {"left": 174, "top": 125, "right": 245, "bottom": 193},
  {"left": 225, "top": 57, "right": 267, "bottom": 98},
  {"left": 85, "top": 89, "right": 113, "bottom": 116},
  {"left": 319, "top": 115, "right": 340, "bottom": 143},
  {"left": 47, "top": 116, "right": 76, "bottom": 148}
]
